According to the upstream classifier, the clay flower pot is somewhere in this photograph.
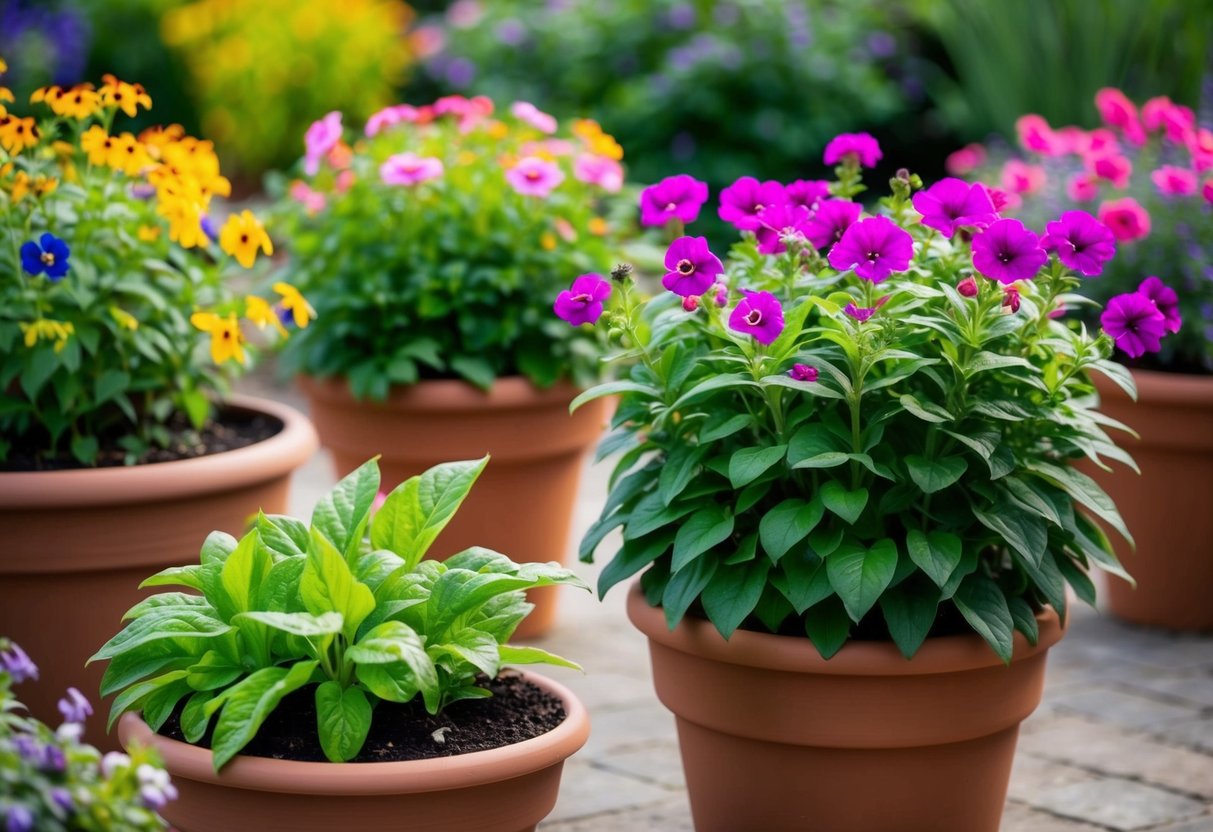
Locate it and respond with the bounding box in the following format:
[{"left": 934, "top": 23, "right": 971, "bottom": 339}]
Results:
[
  {"left": 299, "top": 375, "right": 608, "bottom": 638},
  {"left": 627, "top": 584, "right": 1064, "bottom": 832},
  {"left": 1087, "top": 369, "right": 1213, "bottom": 631},
  {"left": 0, "top": 395, "right": 317, "bottom": 740},
  {"left": 118, "top": 671, "right": 589, "bottom": 832}
]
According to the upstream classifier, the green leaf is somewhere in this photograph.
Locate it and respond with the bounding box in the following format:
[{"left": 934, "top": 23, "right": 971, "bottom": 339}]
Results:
[
  {"left": 820, "top": 481, "right": 869, "bottom": 525},
  {"left": 431, "top": 629, "right": 501, "bottom": 678},
  {"left": 880, "top": 580, "right": 940, "bottom": 659},
  {"left": 1007, "top": 597, "right": 1040, "bottom": 647},
  {"left": 671, "top": 372, "right": 760, "bottom": 411},
  {"left": 700, "top": 413, "right": 752, "bottom": 443},
  {"left": 672, "top": 505, "right": 734, "bottom": 571},
  {"left": 953, "top": 576, "right": 1015, "bottom": 663},
  {"left": 771, "top": 550, "right": 833, "bottom": 613},
  {"left": 186, "top": 651, "right": 244, "bottom": 692},
  {"left": 370, "top": 457, "right": 488, "bottom": 570},
  {"left": 260, "top": 557, "right": 307, "bottom": 612},
  {"left": 301, "top": 528, "right": 376, "bottom": 642},
  {"left": 99, "top": 644, "right": 185, "bottom": 698},
  {"left": 236, "top": 611, "right": 344, "bottom": 637},
  {"left": 255, "top": 513, "right": 310, "bottom": 559},
  {"left": 142, "top": 679, "right": 192, "bottom": 732},
  {"left": 904, "top": 529, "right": 964, "bottom": 589},
  {"left": 107, "top": 670, "right": 189, "bottom": 731},
  {"left": 972, "top": 500, "right": 1047, "bottom": 567},
  {"left": 1011, "top": 550, "right": 1068, "bottom": 624},
  {"left": 804, "top": 597, "right": 852, "bottom": 659},
  {"left": 826, "top": 539, "right": 898, "bottom": 622},
  {"left": 904, "top": 455, "right": 968, "bottom": 494},
  {"left": 1025, "top": 461, "right": 1134, "bottom": 546},
  {"left": 94, "top": 369, "right": 129, "bottom": 405},
  {"left": 70, "top": 434, "right": 98, "bottom": 465},
  {"left": 316, "top": 681, "right": 372, "bottom": 762},
  {"left": 658, "top": 444, "right": 704, "bottom": 506},
  {"left": 498, "top": 644, "right": 581, "bottom": 671},
  {"left": 569, "top": 380, "right": 658, "bottom": 413},
  {"left": 701, "top": 559, "right": 770, "bottom": 639},
  {"left": 311, "top": 458, "right": 381, "bottom": 558},
  {"left": 200, "top": 531, "right": 239, "bottom": 565},
  {"left": 758, "top": 497, "right": 824, "bottom": 563},
  {"left": 597, "top": 530, "right": 674, "bottom": 597},
  {"left": 450, "top": 356, "right": 495, "bottom": 389},
  {"left": 624, "top": 490, "right": 697, "bottom": 539},
  {"left": 220, "top": 531, "right": 273, "bottom": 616},
  {"left": 352, "top": 622, "right": 440, "bottom": 712},
  {"left": 661, "top": 555, "right": 718, "bottom": 630},
  {"left": 728, "top": 444, "right": 787, "bottom": 489},
  {"left": 180, "top": 690, "right": 215, "bottom": 744},
  {"left": 210, "top": 661, "right": 319, "bottom": 770},
  {"left": 1056, "top": 554, "right": 1097, "bottom": 606},
  {"left": 91, "top": 609, "right": 233, "bottom": 662},
  {"left": 899, "top": 393, "right": 953, "bottom": 423},
  {"left": 786, "top": 425, "right": 843, "bottom": 465}
]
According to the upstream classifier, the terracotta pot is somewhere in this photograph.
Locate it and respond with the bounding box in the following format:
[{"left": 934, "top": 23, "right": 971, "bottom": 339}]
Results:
[
  {"left": 299, "top": 376, "right": 608, "bottom": 638},
  {"left": 627, "top": 584, "right": 1063, "bottom": 832},
  {"left": 0, "top": 395, "right": 317, "bottom": 742},
  {"left": 118, "top": 671, "right": 589, "bottom": 832},
  {"left": 1085, "top": 369, "right": 1213, "bottom": 631}
]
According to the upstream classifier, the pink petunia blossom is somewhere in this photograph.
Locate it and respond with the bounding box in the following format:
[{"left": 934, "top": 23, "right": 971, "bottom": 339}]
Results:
[
  {"left": 662, "top": 236, "right": 723, "bottom": 297},
  {"left": 754, "top": 203, "right": 813, "bottom": 255},
  {"left": 1203, "top": 178, "right": 1213, "bottom": 205},
  {"left": 728, "top": 290, "right": 785, "bottom": 345},
  {"left": 784, "top": 180, "right": 831, "bottom": 213},
  {"left": 1042, "top": 210, "right": 1116, "bottom": 277},
  {"left": 365, "top": 104, "right": 420, "bottom": 137},
  {"left": 511, "top": 101, "right": 558, "bottom": 134},
  {"left": 1101, "top": 291, "right": 1166, "bottom": 358},
  {"left": 804, "top": 199, "right": 862, "bottom": 250},
  {"left": 1150, "top": 165, "right": 1198, "bottom": 197},
  {"left": 1138, "top": 276, "right": 1182, "bottom": 334},
  {"left": 971, "top": 218, "right": 1048, "bottom": 284},
  {"left": 289, "top": 180, "right": 326, "bottom": 214},
  {"left": 1094, "top": 88, "right": 1146, "bottom": 146},
  {"left": 1086, "top": 154, "right": 1132, "bottom": 189},
  {"left": 828, "top": 215, "right": 914, "bottom": 284},
  {"left": 380, "top": 153, "right": 444, "bottom": 187},
  {"left": 506, "top": 156, "right": 565, "bottom": 197},
  {"left": 640, "top": 174, "right": 709, "bottom": 226},
  {"left": 981, "top": 185, "right": 1020, "bottom": 213},
  {"left": 304, "top": 111, "right": 343, "bottom": 176},
  {"left": 788, "top": 363, "right": 818, "bottom": 382},
  {"left": 1075, "top": 128, "right": 1120, "bottom": 158},
  {"left": 1066, "top": 173, "right": 1099, "bottom": 202},
  {"left": 911, "top": 177, "right": 998, "bottom": 238},
  {"left": 823, "top": 132, "right": 882, "bottom": 168},
  {"left": 554, "top": 273, "right": 611, "bottom": 326},
  {"left": 573, "top": 154, "right": 623, "bottom": 192},
  {"left": 1186, "top": 128, "right": 1213, "bottom": 172},
  {"left": 945, "top": 143, "right": 987, "bottom": 176},
  {"left": 1001, "top": 160, "right": 1046, "bottom": 195},
  {"left": 1016, "top": 114, "right": 1064, "bottom": 156},
  {"left": 1097, "top": 198, "right": 1151, "bottom": 242}
]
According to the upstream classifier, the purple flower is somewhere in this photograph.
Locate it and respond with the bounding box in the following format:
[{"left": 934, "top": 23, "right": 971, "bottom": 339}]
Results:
[
  {"left": 844, "top": 302, "right": 877, "bottom": 322},
  {"left": 957, "top": 277, "right": 979, "bottom": 297},
  {"left": 718, "top": 176, "right": 787, "bottom": 230},
  {"left": 729, "top": 290, "right": 785, "bottom": 345},
  {"left": 788, "top": 363, "right": 818, "bottom": 382},
  {"left": 784, "top": 180, "right": 831, "bottom": 213},
  {"left": 380, "top": 153, "right": 444, "bottom": 187},
  {"left": 1138, "top": 276, "right": 1182, "bottom": 333},
  {"left": 5, "top": 805, "right": 33, "bottom": 832},
  {"left": 754, "top": 203, "right": 813, "bottom": 255},
  {"left": 662, "top": 236, "right": 723, "bottom": 296},
  {"left": 911, "top": 178, "right": 998, "bottom": 238},
  {"left": 828, "top": 216, "right": 914, "bottom": 284},
  {"left": 1101, "top": 292, "right": 1166, "bottom": 358},
  {"left": 554, "top": 274, "right": 611, "bottom": 325},
  {"left": 506, "top": 156, "right": 565, "bottom": 197},
  {"left": 0, "top": 643, "right": 37, "bottom": 683},
  {"left": 199, "top": 214, "right": 218, "bottom": 242},
  {"left": 711, "top": 282, "right": 728, "bottom": 307},
  {"left": 1042, "top": 211, "right": 1116, "bottom": 277},
  {"left": 13, "top": 735, "right": 39, "bottom": 762},
  {"left": 50, "top": 788, "right": 73, "bottom": 813},
  {"left": 304, "top": 111, "right": 343, "bottom": 176},
  {"left": 57, "top": 687, "right": 92, "bottom": 724},
  {"left": 823, "top": 132, "right": 883, "bottom": 168},
  {"left": 804, "top": 199, "right": 862, "bottom": 250},
  {"left": 20, "top": 233, "right": 71, "bottom": 280},
  {"left": 639, "top": 174, "right": 709, "bottom": 227},
  {"left": 136, "top": 764, "right": 178, "bottom": 809},
  {"left": 971, "top": 219, "right": 1048, "bottom": 284},
  {"left": 39, "top": 744, "right": 66, "bottom": 773}
]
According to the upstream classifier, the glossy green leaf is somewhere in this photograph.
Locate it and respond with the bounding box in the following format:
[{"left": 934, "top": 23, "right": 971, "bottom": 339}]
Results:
[
  {"left": 904, "top": 529, "right": 964, "bottom": 589},
  {"left": 672, "top": 504, "right": 734, "bottom": 570},
  {"left": 904, "top": 455, "right": 968, "bottom": 494},
  {"left": 371, "top": 457, "right": 488, "bottom": 569},
  {"left": 702, "top": 559, "right": 770, "bottom": 639},
  {"left": 826, "top": 539, "right": 898, "bottom": 622},
  {"left": 210, "top": 661, "right": 319, "bottom": 770},
  {"left": 804, "top": 597, "right": 852, "bottom": 659},
  {"left": 758, "top": 497, "right": 824, "bottom": 563},
  {"left": 820, "top": 481, "right": 869, "bottom": 525},
  {"left": 728, "top": 444, "right": 787, "bottom": 489},
  {"left": 316, "top": 681, "right": 372, "bottom": 762},
  {"left": 300, "top": 528, "right": 375, "bottom": 642},
  {"left": 953, "top": 576, "right": 1015, "bottom": 663},
  {"left": 311, "top": 458, "right": 381, "bottom": 558}
]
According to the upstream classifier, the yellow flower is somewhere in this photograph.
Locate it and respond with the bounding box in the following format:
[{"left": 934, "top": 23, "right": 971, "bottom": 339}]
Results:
[
  {"left": 0, "top": 58, "right": 7, "bottom": 74},
  {"left": 99, "top": 74, "right": 152, "bottom": 118},
  {"left": 572, "top": 118, "right": 623, "bottom": 160},
  {"left": 0, "top": 115, "right": 39, "bottom": 155},
  {"left": 272, "top": 282, "right": 316, "bottom": 328},
  {"left": 8, "top": 171, "right": 30, "bottom": 203},
  {"left": 588, "top": 217, "right": 609, "bottom": 236},
  {"left": 108, "top": 132, "right": 151, "bottom": 176},
  {"left": 32, "top": 175, "right": 57, "bottom": 198},
  {"left": 456, "top": 151, "right": 477, "bottom": 166},
  {"left": 137, "top": 224, "right": 161, "bottom": 242},
  {"left": 486, "top": 120, "right": 509, "bottom": 140},
  {"left": 0, "top": 87, "right": 12, "bottom": 104},
  {"left": 19, "top": 319, "right": 75, "bottom": 353},
  {"left": 109, "top": 306, "right": 139, "bottom": 331},
  {"left": 80, "top": 126, "right": 112, "bottom": 167},
  {"left": 32, "top": 84, "right": 100, "bottom": 119},
  {"left": 190, "top": 311, "right": 246, "bottom": 364},
  {"left": 157, "top": 195, "right": 208, "bottom": 249},
  {"left": 540, "top": 232, "right": 557, "bottom": 251},
  {"left": 245, "top": 295, "right": 288, "bottom": 337},
  {"left": 219, "top": 210, "right": 273, "bottom": 268}
]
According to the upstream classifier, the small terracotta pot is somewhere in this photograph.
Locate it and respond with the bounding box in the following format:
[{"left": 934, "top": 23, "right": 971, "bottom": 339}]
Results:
[
  {"left": 118, "top": 671, "right": 589, "bottom": 832},
  {"left": 627, "top": 584, "right": 1063, "bottom": 832},
  {"left": 1085, "top": 369, "right": 1213, "bottom": 631},
  {"left": 299, "top": 376, "right": 608, "bottom": 638},
  {"left": 0, "top": 395, "right": 317, "bottom": 742}
]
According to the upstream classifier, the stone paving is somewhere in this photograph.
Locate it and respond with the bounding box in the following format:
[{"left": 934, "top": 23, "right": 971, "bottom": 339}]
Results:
[{"left": 259, "top": 378, "right": 1213, "bottom": 832}]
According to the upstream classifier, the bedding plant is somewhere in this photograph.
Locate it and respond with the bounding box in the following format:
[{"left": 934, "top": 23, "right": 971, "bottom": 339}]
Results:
[
  {"left": 272, "top": 95, "right": 629, "bottom": 398},
  {"left": 0, "top": 59, "right": 311, "bottom": 467},
  {"left": 563, "top": 134, "right": 1155, "bottom": 660},
  {"left": 93, "top": 457, "right": 587, "bottom": 770}
]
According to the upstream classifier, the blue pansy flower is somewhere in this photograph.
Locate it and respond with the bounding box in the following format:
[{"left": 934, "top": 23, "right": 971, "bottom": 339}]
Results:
[{"left": 20, "top": 233, "right": 71, "bottom": 281}]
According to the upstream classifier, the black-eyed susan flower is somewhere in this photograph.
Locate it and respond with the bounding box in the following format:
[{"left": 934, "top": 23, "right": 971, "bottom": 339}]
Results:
[
  {"left": 100, "top": 74, "right": 152, "bottom": 118},
  {"left": 272, "top": 282, "right": 315, "bottom": 328},
  {"left": 245, "top": 295, "right": 288, "bottom": 337},
  {"left": 80, "top": 126, "right": 111, "bottom": 167},
  {"left": 0, "top": 115, "right": 39, "bottom": 155},
  {"left": 219, "top": 210, "right": 272, "bottom": 268},
  {"left": 190, "top": 311, "right": 246, "bottom": 364}
]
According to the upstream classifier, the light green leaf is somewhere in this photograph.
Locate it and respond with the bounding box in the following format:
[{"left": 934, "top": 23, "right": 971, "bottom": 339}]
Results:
[
  {"left": 311, "top": 458, "right": 381, "bottom": 558},
  {"left": 220, "top": 531, "right": 273, "bottom": 615},
  {"left": 728, "top": 444, "right": 788, "bottom": 489},
  {"left": 899, "top": 394, "right": 953, "bottom": 423},
  {"left": 91, "top": 609, "right": 232, "bottom": 662},
  {"left": 180, "top": 690, "right": 215, "bottom": 744},
  {"left": 498, "top": 645, "right": 582, "bottom": 671},
  {"left": 672, "top": 505, "right": 734, "bottom": 571},
  {"left": 570, "top": 380, "right": 659, "bottom": 413},
  {"left": 316, "top": 681, "right": 372, "bottom": 762},
  {"left": 905, "top": 455, "right": 968, "bottom": 494},
  {"left": 905, "top": 529, "right": 964, "bottom": 588},
  {"left": 107, "top": 670, "right": 189, "bottom": 731},
  {"left": 236, "top": 611, "right": 344, "bottom": 638},
  {"left": 300, "top": 528, "right": 375, "bottom": 642},
  {"left": 370, "top": 457, "right": 488, "bottom": 570},
  {"left": 1025, "top": 461, "right": 1134, "bottom": 546},
  {"left": 210, "top": 661, "right": 319, "bottom": 770}
]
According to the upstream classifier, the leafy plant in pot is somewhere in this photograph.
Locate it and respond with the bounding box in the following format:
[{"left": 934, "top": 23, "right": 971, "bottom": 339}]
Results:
[
  {"left": 0, "top": 60, "right": 318, "bottom": 735},
  {"left": 95, "top": 457, "right": 591, "bottom": 832},
  {"left": 565, "top": 134, "right": 1139, "bottom": 832},
  {"left": 272, "top": 97, "right": 631, "bottom": 635},
  {"left": 950, "top": 88, "right": 1210, "bottom": 630}
]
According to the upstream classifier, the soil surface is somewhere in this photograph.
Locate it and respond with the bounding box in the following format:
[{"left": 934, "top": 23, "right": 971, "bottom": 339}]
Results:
[
  {"left": 2, "top": 408, "right": 282, "bottom": 471},
  {"left": 159, "top": 674, "right": 566, "bottom": 764}
]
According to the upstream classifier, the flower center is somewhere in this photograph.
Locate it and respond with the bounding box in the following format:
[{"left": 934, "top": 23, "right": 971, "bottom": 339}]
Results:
[
  {"left": 744, "top": 308, "right": 763, "bottom": 326},
  {"left": 997, "top": 249, "right": 1012, "bottom": 264},
  {"left": 866, "top": 250, "right": 881, "bottom": 263},
  {"left": 665, "top": 202, "right": 677, "bottom": 212},
  {"left": 676, "top": 258, "right": 695, "bottom": 275},
  {"left": 40, "top": 252, "right": 55, "bottom": 266},
  {"left": 572, "top": 293, "right": 592, "bottom": 304},
  {"left": 754, "top": 203, "right": 766, "bottom": 214},
  {"left": 525, "top": 170, "right": 543, "bottom": 181}
]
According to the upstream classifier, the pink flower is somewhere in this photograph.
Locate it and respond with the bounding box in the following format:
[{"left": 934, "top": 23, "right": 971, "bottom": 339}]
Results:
[
  {"left": 754, "top": 203, "right": 813, "bottom": 255},
  {"left": 828, "top": 215, "right": 914, "bottom": 284},
  {"left": 788, "top": 363, "right": 818, "bottom": 382},
  {"left": 911, "top": 177, "right": 998, "bottom": 237},
  {"left": 728, "top": 290, "right": 785, "bottom": 345},
  {"left": 1042, "top": 210, "right": 1116, "bottom": 277},
  {"left": 573, "top": 154, "right": 623, "bottom": 192},
  {"left": 1101, "top": 291, "right": 1166, "bottom": 358},
  {"left": 662, "top": 236, "right": 723, "bottom": 297},
  {"left": 506, "top": 156, "right": 565, "bottom": 197},
  {"left": 1054, "top": 126, "right": 1088, "bottom": 155},
  {"left": 380, "top": 153, "right": 444, "bottom": 187},
  {"left": 1150, "top": 165, "right": 1198, "bottom": 197},
  {"left": 957, "top": 277, "right": 978, "bottom": 297},
  {"left": 1186, "top": 128, "right": 1213, "bottom": 172},
  {"left": 1144, "top": 98, "right": 1195, "bottom": 144},
  {"left": 289, "top": 180, "right": 326, "bottom": 214},
  {"left": 682, "top": 295, "right": 700, "bottom": 313},
  {"left": 554, "top": 274, "right": 611, "bottom": 326},
  {"left": 784, "top": 180, "right": 831, "bottom": 213},
  {"left": 946, "top": 143, "right": 987, "bottom": 176},
  {"left": 1066, "top": 173, "right": 1099, "bottom": 202},
  {"left": 1002, "top": 286, "right": 1021, "bottom": 313},
  {"left": 1076, "top": 128, "right": 1120, "bottom": 158},
  {"left": 1016, "top": 114, "right": 1063, "bottom": 155},
  {"left": 823, "top": 132, "right": 882, "bottom": 168},
  {"left": 1097, "top": 198, "right": 1151, "bottom": 242},
  {"left": 304, "top": 111, "right": 343, "bottom": 176},
  {"left": 335, "top": 170, "right": 355, "bottom": 194},
  {"left": 365, "top": 104, "right": 420, "bottom": 137},
  {"left": 1086, "top": 154, "right": 1132, "bottom": 189},
  {"left": 718, "top": 177, "right": 787, "bottom": 230},
  {"left": 844, "top": 302, "right": 877, "bottom": 323},
  {"left": 1094, "top": 88, "right": 1146, "bottom": 146},
  {"left": 982, "top": 185, "right": 1020, "bottom": 213},
  {"left": 804, "top": 199, "right": 861, "bottom": 250},
  {"left": 640, "top": 174, "right": 709, "bottom": 226},
  {"left": 1204, "top": 178, "right": 1213, "bottom": 205},
  {"left": 521, "top": 139, "right": 575, "bottom": 157},
  {"left": 1138, "top": 276, "right": 1182, "bottom": 334},
  {"left": 1001, "top": 160, "right": 1046, "bottom": 195},
  {"left": 510, "top": 101, "right": 558, "bottom": 134},
  {"left": 971, "top": 218, "right": 1048, "bottom": 284}
]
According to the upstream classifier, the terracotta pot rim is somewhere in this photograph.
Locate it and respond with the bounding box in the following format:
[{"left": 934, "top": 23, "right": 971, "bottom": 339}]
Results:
[
  {"left": 0, "top": 394, "right": 318, "bottom": 509},
  {"left": 627, "top": 583, "right": 1064, "bottom": 676},
  {"left": 298, "top": 374, "right": 583, "bottom": 412},
  {"left": 118, "top": 671, "right": 589, "bottom": 796},
  {"left": 1097, "top": 366, "right": 1213, "bottom": 407}
]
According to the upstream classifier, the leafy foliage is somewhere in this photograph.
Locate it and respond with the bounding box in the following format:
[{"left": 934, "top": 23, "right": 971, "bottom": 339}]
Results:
[{"left": 93, "top": 458, "right": 587, "bottom": 770}]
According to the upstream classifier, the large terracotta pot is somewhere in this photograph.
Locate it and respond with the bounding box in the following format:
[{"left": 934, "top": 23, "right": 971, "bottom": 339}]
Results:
[
  {"left": 118, "top": 671, "right": 589, "bottom": 832},
  {"left": 1088, "top": 369, "right": 1213, "bottom": 631},
  {"left": 299, "top": 375, "right": 608, "bottom": 638},
  {"left": 627, "top": 584, "right": 1063, "bottom": 832},
  {"left": 0, "top": 395, "right": 317, "bottom": 741}
]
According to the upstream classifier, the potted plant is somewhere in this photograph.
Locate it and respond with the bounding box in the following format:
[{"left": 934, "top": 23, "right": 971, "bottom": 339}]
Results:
[
  {"left": 95, "top": 457, "right": 591, "bottom": 832},
  {"left": 1, "top": 638, "right": 174, "bottom": 830},
  {"left": 564, "top": 135, "right": 1139, "bottom": 831},
  {"left": 949, "top": 89, "right": 1209, "bottom": 630},
  {"left": 272, "top": 97, "right": 629, "bottom": 636},
  {"left": 0, "top": 61, "right": 319, "bottom": 736}
]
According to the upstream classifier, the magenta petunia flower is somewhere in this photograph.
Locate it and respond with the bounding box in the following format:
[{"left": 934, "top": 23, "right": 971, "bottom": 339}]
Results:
[
  {"left": 1042, "top": 210, "right": 1116, "bottom": 277},
  {"left": 1097, "top": 198, "right": 1151, "bottom": 242},
  {"left": 844, "top": 302, "right": 877, "bottom": 323},
  {"left": 507, "top": 156, "right": 566, "bottom": 197},
  {"left": 554, "top": 274, "right": 611, "bottom": 326},
  {"left": 1086, "top": 154, "right": 1132, "bottom": 189},
  {"left": 784, "top": 180, "right": 831, "bottom": 213},
  {"left": 682, "top": 296, "right": 700, "bottom": 312},
  {"left": 1101, "top": 291, "right": 1166, "bottom": 358},
  {"left": 804, "top": 199, "right": 862, "bottom": 250},
  {"left": 662, "top": 236, "right": 724, "bottom": 297},
  {"left": 510, "top": 101, "right": 558, "bottom": 134},
  {"left": 754, "top": 203, "right": 813, "bottom": 255},
  {"left": 1015, "top": 114, "right": 1063, "bottom": 156},
  {"left": 788, "top": 363, "right": 818, "bottom": 382},
  {"left": 1151, "top": 165, "right": 1198, "bottom": 197},
  {"left": 718, "top": 176, "right": 787, "bottom": 230},
  {"left": 823, "top": 132, "right": 882, "bottom": 168},
  {"left": 1204, "top": 178, "right": 1213, "bottom": 205},
  {"left": 304, "top": 111, "right": 343, "bottom": 175},
  {"left": 957, "top": 277, "right": 978, "bottom": 297},
  {"left": 1138, "top": 276, "right": 1182, "bottom": 334},
  {"left": 729, "top": 290, "right": 785, "bottom": 345},
  {"left": 711, "top": 282, "right": 728, "bottom": 307},
  {"left": 1066, "top": 173, "right": 1099, "bottom": 202},
  {"left": 827, "top": 215, "right": 914, "bottom": 284},
  {"left": 971, "top": 219, "right": 1048, "bottom": 284},
  {"left": 982, "top": 184, "right": 1019, "bottom": 213},
  {"left": 1001, "top": 160, "right": 1046, "bottom": 195},
  {"left": 911, "top": 178, "right": 998, "bottom": 237},
  {"left": 380, "top": 153, "right": 444, "bottom": 187},
  {"left": 1142, "top": 97, "right": 1195, "bottom": 143},
  {"left": 640, "top": 174, "right": 709, "bottom": 227},
  {"left": 573, "top": 153, "right": 623, "bottom": 192},
  {"left": 1095, "top": 88, "right": 1146, "bottom": 146},
  {"left": 945, "top": 143, "right": 986, "bottom": 176},
  {"left": 365, "top": 104, "right": 420, "bottom": 137}
]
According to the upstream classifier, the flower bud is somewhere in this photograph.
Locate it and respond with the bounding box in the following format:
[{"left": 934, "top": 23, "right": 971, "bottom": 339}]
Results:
[
  {"left": 711, "top": 283, "right": 727, "bottom": 307},
  {"left": 682, "top": 295, "right": 700, "bottom": 312},
  {"left": 957, "top": 277, "right": 979, "bottom": 297},
  {"left": 607, "top": 327, "right": 624, "bottom": 340},
  {"left": 788, "top": 363, "right": 818, "bottom": 382},
  {"left": 610, "top": 262, "right": 634, "bottom": 283},
  {"left": 1002, "top": 286, "right": 1021, "bottom": 313}
]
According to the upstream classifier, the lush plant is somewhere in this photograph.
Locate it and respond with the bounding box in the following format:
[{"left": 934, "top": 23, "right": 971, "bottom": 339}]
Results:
[
  {"left": 272, "top": 96, "right": 630, "bottom": 396},
  {"left": 0, "top": 60, "right": 309, "bottom": 467},
  {"left": 159, "top": 0, "right": 415, "bottom": 176},
  {"left": 565, "top": 137, "right": 1143, "bottom": 662},
  {"left": 1, "top": 639, "right": 172, "bottom": 831},
  {"left": 92, "top": 457, "right": 587, "bottom": 770},
  {"left": 948, "top": 89, "right": 1210, "bottom": 371}
]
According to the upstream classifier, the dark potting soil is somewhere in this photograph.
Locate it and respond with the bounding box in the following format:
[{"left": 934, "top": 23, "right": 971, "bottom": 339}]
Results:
[
  {"left": 158, "top": 674, "right": 566, "bottom": 764},
  {"left": 1, "top": 408, "right": 282, "bottom": 471}
]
